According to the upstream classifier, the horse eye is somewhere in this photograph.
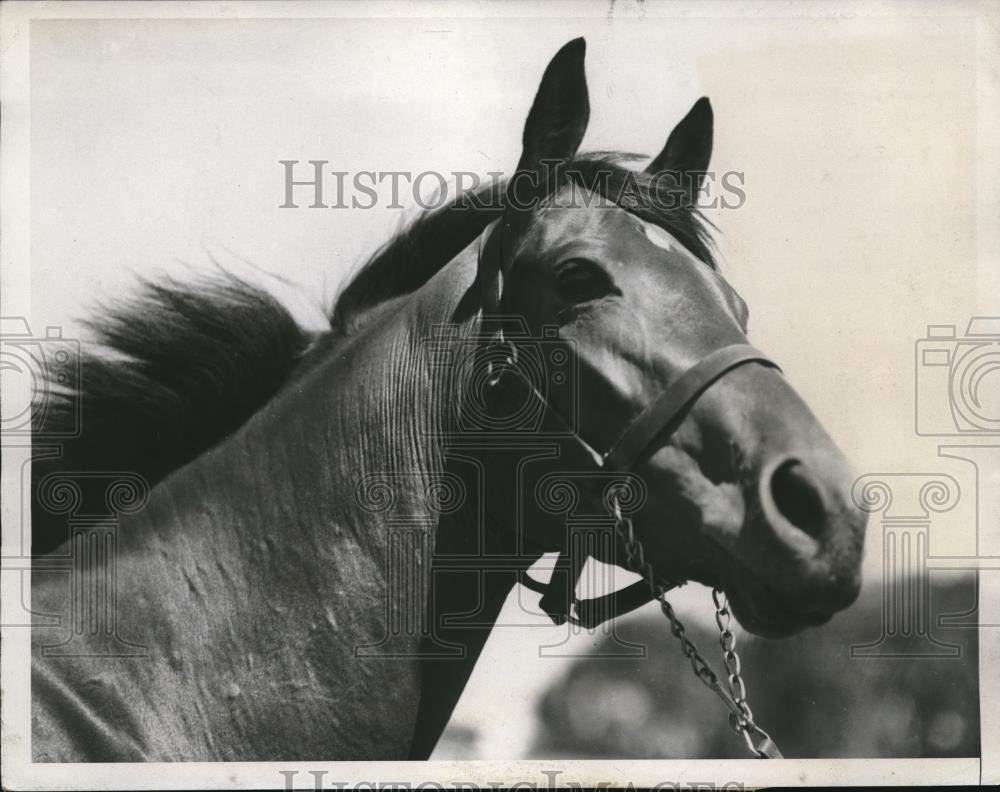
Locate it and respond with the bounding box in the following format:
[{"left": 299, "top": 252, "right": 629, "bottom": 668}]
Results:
[{"left": 553, "top": 259, "right": 618, "bottom": 304}]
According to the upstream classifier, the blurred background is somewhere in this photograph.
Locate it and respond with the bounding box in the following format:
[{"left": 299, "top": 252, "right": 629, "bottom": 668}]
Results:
[
  {"left": 15, "top": 1, "right": 996, "bottom": 761},
  {"left": 435, "top": 571, "right": 980, "bottom": 759}
]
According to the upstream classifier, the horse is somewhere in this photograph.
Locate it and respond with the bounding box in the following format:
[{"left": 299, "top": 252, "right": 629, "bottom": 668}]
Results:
[{"left": 30, "top": 38, "right": 866, "bottom": 761}]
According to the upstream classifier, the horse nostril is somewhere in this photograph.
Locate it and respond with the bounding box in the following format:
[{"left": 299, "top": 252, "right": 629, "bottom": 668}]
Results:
[{"left": 769, "top": 459, "right": 826, "bottom": 538}]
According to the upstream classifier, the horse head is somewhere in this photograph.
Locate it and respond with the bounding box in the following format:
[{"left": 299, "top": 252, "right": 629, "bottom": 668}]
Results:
[{"left": 471, "top": 38, "right": 866, "bottom": 640}]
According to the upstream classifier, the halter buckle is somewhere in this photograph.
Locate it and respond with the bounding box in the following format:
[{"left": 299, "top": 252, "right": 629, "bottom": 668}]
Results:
[{"left": 485, "top": 330, "right": 517, "bottom": 387}]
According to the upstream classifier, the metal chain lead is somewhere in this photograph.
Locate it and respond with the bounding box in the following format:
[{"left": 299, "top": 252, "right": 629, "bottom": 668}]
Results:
[{"left": 610, "top": 491, "right": 782, "bottom": 759}]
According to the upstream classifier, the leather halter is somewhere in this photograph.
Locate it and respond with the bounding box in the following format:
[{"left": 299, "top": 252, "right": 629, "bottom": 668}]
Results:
[{"left": 476, "top": 218, "right": 781, "bottom": 627}]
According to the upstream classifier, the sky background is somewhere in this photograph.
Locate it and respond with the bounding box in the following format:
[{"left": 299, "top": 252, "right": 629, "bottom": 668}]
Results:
[{"left": 14, "top": 3, "right": 999, "bottom": 760}]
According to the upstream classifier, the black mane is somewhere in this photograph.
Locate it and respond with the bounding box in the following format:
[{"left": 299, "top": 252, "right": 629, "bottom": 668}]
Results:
[
  {"left": 31, "top": 274, "right": 315, "bottom": 553},
  {"left": 32, "top": 152, "right": 715, "bottom": 553}
]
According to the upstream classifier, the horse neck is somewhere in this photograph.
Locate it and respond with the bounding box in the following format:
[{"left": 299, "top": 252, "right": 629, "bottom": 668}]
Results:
[
  {"left": 212, "top": 244, "right": 483, "bottom": 615},
  {"left": 130, "top": 245, "right": 485, "bottom": 754}
]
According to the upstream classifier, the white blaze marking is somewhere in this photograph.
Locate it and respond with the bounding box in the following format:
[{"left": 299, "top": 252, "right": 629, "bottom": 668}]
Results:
[{"left": 642, "top": 222, "right": 677, "bottom": 252}]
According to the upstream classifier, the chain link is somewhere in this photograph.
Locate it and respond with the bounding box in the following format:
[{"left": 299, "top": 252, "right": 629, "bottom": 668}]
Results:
[{"left": 610, "top": 490, "right": 782, "bottom": 759}]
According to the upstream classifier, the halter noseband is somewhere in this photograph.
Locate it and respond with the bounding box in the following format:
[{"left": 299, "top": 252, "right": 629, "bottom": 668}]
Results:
[{"left": 476, "top": 218, "right": 781, "bottom": 627}]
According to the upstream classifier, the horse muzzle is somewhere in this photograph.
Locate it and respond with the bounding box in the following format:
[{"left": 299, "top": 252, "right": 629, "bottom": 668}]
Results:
[{"left": 712, "top": 451, "right": 866, "bottom": 638}]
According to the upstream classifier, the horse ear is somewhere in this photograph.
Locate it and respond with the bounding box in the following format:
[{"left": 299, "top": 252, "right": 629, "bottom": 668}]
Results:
[
  {"left": 485, "top": 38, "right": 589, "bottom": 311},
  {"left": 646, "top": 97, "right": 713, "bottom": 195},
  {"left": 515, "top": 37, "right": 590, "bottom": 178}
]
